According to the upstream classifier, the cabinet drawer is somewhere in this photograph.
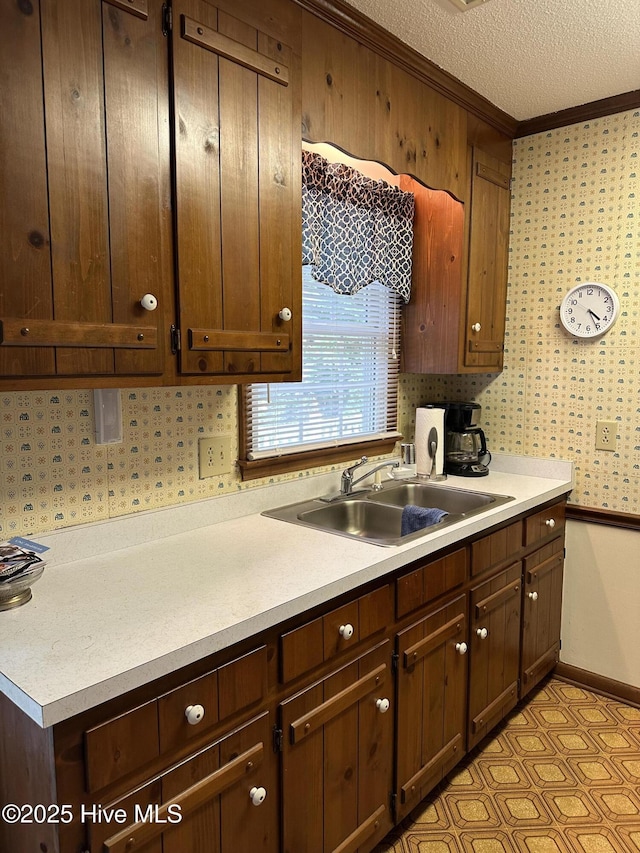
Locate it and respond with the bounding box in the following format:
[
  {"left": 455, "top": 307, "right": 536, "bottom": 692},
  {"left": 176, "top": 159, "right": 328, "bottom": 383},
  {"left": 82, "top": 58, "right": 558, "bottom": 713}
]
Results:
[
  {"left": 470, "top": 520, "right": 522, "bottom": 577},
  {"left": 396, "top": 548, "right": 467, "bottom": 618},
  {"left": 524, "top": 502, "right": 566, "bottom": 547},
  {"left": 85, "top": 700, "right": 160, "bottom": 794},
  {"left": 280, "top": 584, "right": 392, "bottom": 683},
  {"left": 158, "top": 645, "right": 267, "bottom": 754},
  {"left": 86, "top": 646, "right": 268, "bottom": 792}
]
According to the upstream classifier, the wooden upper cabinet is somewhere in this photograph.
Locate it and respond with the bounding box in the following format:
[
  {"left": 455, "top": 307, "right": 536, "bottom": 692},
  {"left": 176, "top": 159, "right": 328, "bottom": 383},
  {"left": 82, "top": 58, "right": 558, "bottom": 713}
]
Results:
[
  {"left": 0, "top": 0, "right": 173, "bottom": 385},
  {"left": 462, "top": 147, "right": 511, "bottom": 371},
  {"left": 172, "top": 0, "right": 302, "bottom": 381}
]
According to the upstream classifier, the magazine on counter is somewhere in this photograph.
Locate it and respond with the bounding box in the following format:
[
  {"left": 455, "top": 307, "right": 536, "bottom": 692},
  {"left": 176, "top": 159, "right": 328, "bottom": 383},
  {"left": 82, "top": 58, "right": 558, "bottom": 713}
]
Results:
[{"left": 0, "top": 537, "right": 50, "bottom": 584}]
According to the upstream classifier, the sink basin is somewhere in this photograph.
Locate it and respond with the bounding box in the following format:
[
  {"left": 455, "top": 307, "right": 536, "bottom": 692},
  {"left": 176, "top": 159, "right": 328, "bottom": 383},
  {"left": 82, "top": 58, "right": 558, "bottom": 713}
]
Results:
[
  {"left": 263, "top": 480, "right": 515, "bottom": 546},
  {"left": 366, "top": 482, "right": 496, "bottom": 514},
  {"left": 298, "top": 500, "right": 405, "bottom": 544}
]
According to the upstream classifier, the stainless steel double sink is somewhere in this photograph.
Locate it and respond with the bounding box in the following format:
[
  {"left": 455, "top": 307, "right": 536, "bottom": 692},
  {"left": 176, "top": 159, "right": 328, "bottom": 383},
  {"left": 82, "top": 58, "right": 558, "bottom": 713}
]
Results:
[{"left": 262, "top": 480, "right": 515, "bottom": 546}]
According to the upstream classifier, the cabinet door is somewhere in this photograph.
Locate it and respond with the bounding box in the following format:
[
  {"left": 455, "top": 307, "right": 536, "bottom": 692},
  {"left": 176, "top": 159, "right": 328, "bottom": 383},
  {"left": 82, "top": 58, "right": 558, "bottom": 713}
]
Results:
[
  {"left": 89, "top": 712, "right": 277, "bottom": 853},
  {"left": 280, "top": 641, "right": 393, "bottom": 853},
  {"left": 468, "top": 562, "right": 521, "bottom": 749},
  {"left": 521, "top": 540, "right": 564, "bottom": 698},
  {"left": 395, "top": 595, "right": 467, "bottom": 821},
  {"left": 0, "top": 0, "right": 172, "bottom": 382},
  {"left": 463, "top": 147, "right": 511, "bottom": 371},
  {"left": 172, "top": 0, "right": 301, "bottom": 380}
]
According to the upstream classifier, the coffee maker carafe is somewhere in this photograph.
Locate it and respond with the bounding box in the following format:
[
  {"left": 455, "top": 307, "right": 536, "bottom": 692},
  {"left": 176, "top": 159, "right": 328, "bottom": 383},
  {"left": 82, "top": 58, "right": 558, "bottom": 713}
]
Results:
[{"left": 444, "top": 401, "right": 491, "bottom": 477}]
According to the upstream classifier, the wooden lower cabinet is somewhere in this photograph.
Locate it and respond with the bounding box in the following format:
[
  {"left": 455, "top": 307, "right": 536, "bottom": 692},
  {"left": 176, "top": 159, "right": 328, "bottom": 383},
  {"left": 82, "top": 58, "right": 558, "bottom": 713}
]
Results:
[
  {"left": 521, "top": 536, "right": 564, "bottom": 698},
  {"left": 280, "top": 640, "right": 394, "bottom": 853},
  {"left": 87, "top": 712, "right": 278, "bottom": 853},
  {"left": 395, "top": 595, "right": 467, "bottom": 821},
  {"left": 468, "top": 562, "right": 522, "bottom": 750}
]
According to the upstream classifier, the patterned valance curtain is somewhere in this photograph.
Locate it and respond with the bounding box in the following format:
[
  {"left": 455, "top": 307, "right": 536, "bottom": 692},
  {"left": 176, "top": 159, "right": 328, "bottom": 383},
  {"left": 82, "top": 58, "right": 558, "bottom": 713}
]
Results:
[{"left": 302, "top": 150, "right": 415, "bottom": 303}]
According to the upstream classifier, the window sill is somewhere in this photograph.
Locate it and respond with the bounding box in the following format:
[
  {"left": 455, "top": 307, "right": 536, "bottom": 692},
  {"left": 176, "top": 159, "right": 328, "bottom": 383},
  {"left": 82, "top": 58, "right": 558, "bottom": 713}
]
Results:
[{"left": 237, "top": 437, "right": 400, "bottom": 482}]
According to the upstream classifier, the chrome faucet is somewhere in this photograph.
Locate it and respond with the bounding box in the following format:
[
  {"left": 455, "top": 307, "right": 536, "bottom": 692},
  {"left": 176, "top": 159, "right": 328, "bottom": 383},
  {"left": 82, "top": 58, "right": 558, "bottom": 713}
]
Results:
[{"left": 340, "top": 456, "right": 399, "bottom": 496}]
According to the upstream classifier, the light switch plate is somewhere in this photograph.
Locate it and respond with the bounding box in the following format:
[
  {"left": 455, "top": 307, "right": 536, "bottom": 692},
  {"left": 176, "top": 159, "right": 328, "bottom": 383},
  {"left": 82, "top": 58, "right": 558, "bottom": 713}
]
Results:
[{"left": 198, "top": 435, "right": 233, "bottom": 477}]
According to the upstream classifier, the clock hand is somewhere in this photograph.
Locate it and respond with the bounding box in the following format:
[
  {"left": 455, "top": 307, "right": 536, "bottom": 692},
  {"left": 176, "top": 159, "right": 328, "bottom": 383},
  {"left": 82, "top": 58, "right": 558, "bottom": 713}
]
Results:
[{"left": 587, "top": 308, "right": 601, "bottom": 322}]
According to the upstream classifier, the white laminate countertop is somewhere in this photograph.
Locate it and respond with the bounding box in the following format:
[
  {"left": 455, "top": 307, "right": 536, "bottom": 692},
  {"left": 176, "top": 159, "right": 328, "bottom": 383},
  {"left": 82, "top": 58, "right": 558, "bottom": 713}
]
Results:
[{"left": 0, "top": 454, "right": 572, "bottom": 728}]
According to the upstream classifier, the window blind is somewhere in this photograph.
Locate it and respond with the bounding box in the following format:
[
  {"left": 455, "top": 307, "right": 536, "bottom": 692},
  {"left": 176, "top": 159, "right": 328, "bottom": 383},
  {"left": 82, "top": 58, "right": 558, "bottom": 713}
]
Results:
[{"left": 244, "top": 268, "right": 402, "bottom": 459}]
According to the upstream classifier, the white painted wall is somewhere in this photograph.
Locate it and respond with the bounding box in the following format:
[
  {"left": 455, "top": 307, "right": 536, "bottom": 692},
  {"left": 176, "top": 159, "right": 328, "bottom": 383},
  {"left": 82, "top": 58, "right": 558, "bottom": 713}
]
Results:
[{"left": 562, "top": 520, "right": 640, "bottom": 688}]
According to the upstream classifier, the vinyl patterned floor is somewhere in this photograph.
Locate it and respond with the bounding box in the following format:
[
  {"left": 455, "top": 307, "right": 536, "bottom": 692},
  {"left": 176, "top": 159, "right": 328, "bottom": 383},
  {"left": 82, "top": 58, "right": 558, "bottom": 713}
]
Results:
[{"left": 375, "top": 678, "right": 640, "bottom": 853}]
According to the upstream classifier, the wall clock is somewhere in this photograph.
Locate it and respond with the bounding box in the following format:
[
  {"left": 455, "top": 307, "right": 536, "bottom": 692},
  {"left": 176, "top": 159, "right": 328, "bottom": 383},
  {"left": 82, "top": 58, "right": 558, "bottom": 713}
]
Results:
[{"left": 559, "top": 282, "right": 620, "bottom": 338}]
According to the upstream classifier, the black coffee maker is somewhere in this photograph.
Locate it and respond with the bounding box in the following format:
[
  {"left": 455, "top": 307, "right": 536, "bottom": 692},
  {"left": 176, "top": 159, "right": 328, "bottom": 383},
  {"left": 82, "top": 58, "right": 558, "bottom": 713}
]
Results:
[{"left": 443, "top": 401, "right": 491, "bottom": 477}]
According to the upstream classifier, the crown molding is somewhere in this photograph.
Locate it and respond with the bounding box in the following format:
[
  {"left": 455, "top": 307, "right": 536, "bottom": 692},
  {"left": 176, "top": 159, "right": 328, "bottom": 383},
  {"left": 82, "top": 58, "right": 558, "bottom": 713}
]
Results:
[{"left": 516, "top": 89, "right": 640, "bottom": 137}]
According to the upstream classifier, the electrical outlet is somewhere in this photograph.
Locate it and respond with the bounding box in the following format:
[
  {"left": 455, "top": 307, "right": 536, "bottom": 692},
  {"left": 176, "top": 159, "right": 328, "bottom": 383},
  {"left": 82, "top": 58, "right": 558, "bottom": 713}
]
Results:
[
  {"left": 595, "top": 420, "right": 617, "bottom": 452},
  {"left": 198, "top": 435, "right": 233, "bottom": 478}
]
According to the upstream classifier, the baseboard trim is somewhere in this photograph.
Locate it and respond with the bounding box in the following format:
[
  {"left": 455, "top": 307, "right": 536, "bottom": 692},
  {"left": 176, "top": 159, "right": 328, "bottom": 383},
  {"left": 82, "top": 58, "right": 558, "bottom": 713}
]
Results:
[{"left": 554, "top": 663, "right": 640, "bottom": 708}]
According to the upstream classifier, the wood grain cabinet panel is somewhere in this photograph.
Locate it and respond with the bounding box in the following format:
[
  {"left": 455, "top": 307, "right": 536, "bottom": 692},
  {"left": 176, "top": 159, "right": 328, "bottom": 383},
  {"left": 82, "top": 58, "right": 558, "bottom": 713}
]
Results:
[
  {"left": 396, "top": 548, "right": 467, "bottom": 618},
  {"left": 87, "top": 712, "right": 278, "bottom": 853},
  {"left": 281, "top": 584, "right": 392, "bottom": 683},
  {"left": 521, "top": 538, "right": 564, "bottom": 697},
  {"left": 462, "top": 147, "right": 511, "bottom": 371},
  {"left": 468, "top": 562, "right": 522, "bottom": 750},
  {"left": 172, "top": 0, "right": 301, "bottom": 381},
  {"left": 0, "top": 0, "right": 172, "bottom": 384},
  {"left": 280, "top": 641, "right": 393, "bottom": 853},
  {"left": 470, "top": 519, "right": 522, "bottom": 578},
  {"left": 85, "top": 700, "right": 160, "bottom": 793},
  {"left": 395, "top": 595, "right": 467, "bottom": 820},
  {"left": 524, "top": 502, "right": 566, "bottom": 547}
]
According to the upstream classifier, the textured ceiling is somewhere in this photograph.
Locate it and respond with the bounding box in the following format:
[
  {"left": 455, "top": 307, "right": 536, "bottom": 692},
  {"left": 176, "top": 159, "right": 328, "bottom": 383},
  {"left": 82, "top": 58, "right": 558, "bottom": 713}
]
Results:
[{"left": 343, "top": 0, "right": 640, "bottom": 121}]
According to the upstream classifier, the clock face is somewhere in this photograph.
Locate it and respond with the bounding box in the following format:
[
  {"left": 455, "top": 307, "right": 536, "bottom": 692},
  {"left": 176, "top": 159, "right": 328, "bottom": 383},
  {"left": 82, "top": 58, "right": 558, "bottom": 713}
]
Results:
[{"left": 560, "top": 282, "right": 620, "bottom": 338}]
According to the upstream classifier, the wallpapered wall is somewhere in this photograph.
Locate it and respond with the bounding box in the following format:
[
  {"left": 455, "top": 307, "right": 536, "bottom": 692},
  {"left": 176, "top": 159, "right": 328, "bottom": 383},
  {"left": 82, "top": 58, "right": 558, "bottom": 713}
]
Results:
[{"left": 1, "top": 108, "right": 638, "bottom": 537}]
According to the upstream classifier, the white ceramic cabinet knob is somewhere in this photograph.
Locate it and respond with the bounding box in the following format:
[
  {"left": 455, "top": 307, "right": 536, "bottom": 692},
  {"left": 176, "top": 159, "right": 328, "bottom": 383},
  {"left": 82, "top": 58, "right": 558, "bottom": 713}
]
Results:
[
  {"left": 278, "top": 307, "right": 292, "bottom": 321},
  {"left": 476, "top": 627, "right": 488, "bottom": 640},
  {"left": 376, "top": 698, "right": 390, "bottom": 713},
  {"left": 185, "top": 704, "right": 205, "bottom": 725},
  {"left": 455, "top": 642, "right": 468, "bottom": 655},
  {"left": 339, "top": 623, "right": 354, "bottom": 639},
  {"left": 140, "top": 293, "right": 158, "bottom": 311},
  {"left": 249, "top": 786, "right": 267, "bottom": 806},
  {"left": 545, "top": 518, "right": 556, "bottom": 528},
  {"left": 528, "top": 591, "right": 539, "bottom": 601},
  {"left": 471, "top": 322, "right": 482, "bottom": 332}
]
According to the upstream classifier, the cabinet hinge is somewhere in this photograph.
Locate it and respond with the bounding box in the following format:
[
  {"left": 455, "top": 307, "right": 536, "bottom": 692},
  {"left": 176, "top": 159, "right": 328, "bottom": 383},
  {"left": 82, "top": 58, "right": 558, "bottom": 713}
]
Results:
[
  {"left": 162, "top": 3, "right": 172, "bottom": 35},
  {"left": 170, "top": 324, "right": 181, "bottom": 354},
  {"left": 391, "top": 651, "right": 399, "bottom": 674},
  {"left": 272, "top": 726, "right": 283, "bottom": 753}
]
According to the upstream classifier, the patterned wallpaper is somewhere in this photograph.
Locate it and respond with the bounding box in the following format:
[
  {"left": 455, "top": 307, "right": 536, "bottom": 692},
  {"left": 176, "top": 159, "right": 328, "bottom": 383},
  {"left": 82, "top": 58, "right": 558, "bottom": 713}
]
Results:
[
  {"left": 1, "top": 108, "right": 638, "bottom": 537},
  {"left": 407, "top": 107, "right": 640, "bottom": 515}
]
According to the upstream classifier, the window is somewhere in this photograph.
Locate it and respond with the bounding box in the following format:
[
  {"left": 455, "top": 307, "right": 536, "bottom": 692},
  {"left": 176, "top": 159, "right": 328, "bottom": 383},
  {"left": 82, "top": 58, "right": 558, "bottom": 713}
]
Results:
[
  {"left": 239, "top": 146, "right": 414, "bottom": 480},
  {"left": 240, "top": 267, "right": 402, "bottom": 476}
]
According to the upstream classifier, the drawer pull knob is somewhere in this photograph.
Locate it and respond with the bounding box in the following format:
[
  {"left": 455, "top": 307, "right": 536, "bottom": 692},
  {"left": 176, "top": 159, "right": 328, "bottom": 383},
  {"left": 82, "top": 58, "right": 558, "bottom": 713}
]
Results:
[
  {"left": 476, "top": 627, "right": 488, "bottom": 640},
  {"left": 471, "top": 322, "right": 482, "bottom": 332},
  {"left": 140, "top": 293, "right": 158, "bottom": 311},
  {"left": 339, "top": 623, "right": 354, "bottom": 639},
  {"left": 455, "top": 642, "right": 468, "bottom": 655},
  {"left": 545, "top": 518, "right": 556, "bottom": 528},
  {"left": 249, "top": 786, "right": 267, "bottom": 806},
  {"left": 185, "top": 704, "right": 205, "bottom": 725},
  {"left": 278, "top": 307, "right": 292, "bottom": 321},
  {"left": 376, "top": 697, "right": 390, "bottom": 713},
  {"left": 528, "top": 591, "right": 539, "bottom": 601}
]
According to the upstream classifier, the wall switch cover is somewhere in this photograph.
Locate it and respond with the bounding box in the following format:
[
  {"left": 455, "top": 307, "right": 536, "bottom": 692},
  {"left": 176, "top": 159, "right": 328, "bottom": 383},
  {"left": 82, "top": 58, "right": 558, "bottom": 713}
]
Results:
[
  {"left": 198, "top": 435, "right": 233, "bottom": 478},
  {"left": 595, "top": 420, "right": 617, "bottom": 452}
]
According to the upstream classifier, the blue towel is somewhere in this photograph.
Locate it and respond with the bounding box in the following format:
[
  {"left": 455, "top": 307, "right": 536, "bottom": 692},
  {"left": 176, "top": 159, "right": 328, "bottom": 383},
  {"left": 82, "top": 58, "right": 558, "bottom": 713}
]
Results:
[{"left": 401, "top": 504, "right": 448, "bottom": 536}]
